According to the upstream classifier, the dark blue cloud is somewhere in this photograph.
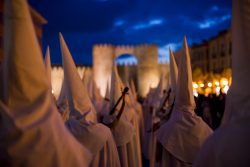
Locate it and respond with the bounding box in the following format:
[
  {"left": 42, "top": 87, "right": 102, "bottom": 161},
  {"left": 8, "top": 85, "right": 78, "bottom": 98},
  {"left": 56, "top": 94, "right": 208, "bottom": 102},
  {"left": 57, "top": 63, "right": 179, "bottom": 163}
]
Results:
[{"left": 29, "top": 0, "right": 232, "bottom": 65}]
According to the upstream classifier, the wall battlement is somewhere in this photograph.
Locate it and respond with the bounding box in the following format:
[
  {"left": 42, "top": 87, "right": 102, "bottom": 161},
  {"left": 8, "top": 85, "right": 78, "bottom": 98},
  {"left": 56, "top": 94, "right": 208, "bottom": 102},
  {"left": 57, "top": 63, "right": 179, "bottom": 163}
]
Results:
[
  {"left": 93, "top": 43, "right": 160, "bottom": 97},
  {"left": 51, "top": 66, "right": 91, "bottom": 99}
]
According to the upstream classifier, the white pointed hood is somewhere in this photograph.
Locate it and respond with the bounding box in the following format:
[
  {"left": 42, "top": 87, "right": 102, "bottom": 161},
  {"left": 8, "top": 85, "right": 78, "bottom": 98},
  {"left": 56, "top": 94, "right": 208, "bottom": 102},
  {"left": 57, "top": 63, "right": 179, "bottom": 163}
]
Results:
[
  {"left": 57, "top": 79, "right": 70, "bottom": 122},
  {"left": 100, "top": 80, "right": 110, "bottom": 115},
  {"left": 157, "top": 39, "right": 212, "bottom": 164},
  {"left": 81, "top": 68, "right": 86, "bottom": 81},
  {"left": 44, "top": 46, "right": 52, "bottom": 89},
  {"left": 169, "top": 48, "right": 178, "bottom": 95},
  {"left": 100, "top": 80, "right": 111, "bottom": 116},
  {"left": 2, "top": 1, "right": 48, "bottom": 109},
  {"left": 0, "top": 1, "right": 91, "bottom": 166},
  {"left": 103, "top": 65, "right": 135, "bottom": 147},
  {"left": 222, "top": 0, "right": 250, "bottom": 125},
  {"left": 151, "top": 74, "right": 164, "bottom": 109},
  {"left": 59, "top": 33, "right": 97, "bottom": 123},
  {"left": 130, "top": 80, "right": 137, "bottom": 101},
  {"left": 127, "top": 81, "right": 136, "bottom": 105},
  {"left": 57, "top": 79, "right": 67, "bottom": 106},
  {"left": 174, "top": 37, "right": 196, "bottom": 113},
  {"left": 110, "top": 63, "right": 125, "bottom": 112},
  {"left": 158, "top": 49, "right": 178, "bottom": 112},
  {"left": 125, "top": 85, "right": 134, "bottom": 108},
  {"left": 193, "top": 2, "right": 250, "bottom": 166}
]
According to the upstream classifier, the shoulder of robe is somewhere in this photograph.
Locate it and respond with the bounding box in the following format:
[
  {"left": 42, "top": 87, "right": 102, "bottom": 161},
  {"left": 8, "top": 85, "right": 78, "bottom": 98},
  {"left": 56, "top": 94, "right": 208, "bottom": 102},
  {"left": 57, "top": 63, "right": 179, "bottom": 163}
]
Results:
[
  {"left": 194, "top": 116, "right": 250, "bottom": 167},
  {"left": 111, "top": 119, "right": 135, "bottom": 147}
]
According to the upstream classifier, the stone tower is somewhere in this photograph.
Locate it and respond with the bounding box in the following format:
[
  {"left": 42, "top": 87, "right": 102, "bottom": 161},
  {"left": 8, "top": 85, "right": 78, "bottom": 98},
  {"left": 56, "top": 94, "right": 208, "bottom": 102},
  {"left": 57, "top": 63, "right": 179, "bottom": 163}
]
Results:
[{"left": 93, "top": 44, "right": 159, "bottom": 97}]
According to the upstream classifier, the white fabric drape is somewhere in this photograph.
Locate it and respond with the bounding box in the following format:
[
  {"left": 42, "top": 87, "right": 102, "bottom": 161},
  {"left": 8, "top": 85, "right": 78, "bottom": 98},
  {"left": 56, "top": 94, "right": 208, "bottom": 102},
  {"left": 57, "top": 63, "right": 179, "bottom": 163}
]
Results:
[{"left": 0, "top": 0, "right": 92, "bottom": 166}]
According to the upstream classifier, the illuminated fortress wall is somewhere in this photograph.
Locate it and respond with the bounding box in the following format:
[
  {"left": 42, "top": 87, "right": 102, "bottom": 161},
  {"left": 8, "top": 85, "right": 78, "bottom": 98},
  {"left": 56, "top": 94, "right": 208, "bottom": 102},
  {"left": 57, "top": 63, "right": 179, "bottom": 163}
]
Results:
[
  {"left": 93, "top": 44, "right": 160, "bottom": 97},
  {"left": 51, "top": 66, "right": 89, "bottom": 99},
  {"left": 51, "top": 44, "right": 169, "bottom": 99},
  {"left": 93, "top": 44, "right": 114, "bottom": 97}
]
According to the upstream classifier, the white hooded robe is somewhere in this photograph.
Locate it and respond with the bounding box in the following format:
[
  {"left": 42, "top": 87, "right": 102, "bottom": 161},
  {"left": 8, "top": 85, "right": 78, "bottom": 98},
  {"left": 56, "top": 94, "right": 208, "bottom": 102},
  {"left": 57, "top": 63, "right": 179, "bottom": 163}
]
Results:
[
  {"left": 156, "top": 37, "right": 213, "bottom": 167},
  {"left": 193, "top": 0, "right": 250, "bottom": 166},
  {"left": 59, "top": 33, "right": 121, "bottom": 167},
  {"left": 0, "top": 0, "right": 91, "bottom": 166}
]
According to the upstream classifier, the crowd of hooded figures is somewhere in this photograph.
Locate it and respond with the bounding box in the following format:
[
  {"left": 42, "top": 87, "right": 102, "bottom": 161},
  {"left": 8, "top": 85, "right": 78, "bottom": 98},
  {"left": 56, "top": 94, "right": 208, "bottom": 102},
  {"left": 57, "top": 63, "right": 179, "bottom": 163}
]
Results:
[
  {"left": 194, "top": 92, "right": 226, "bottom": 130},
  {"left": 0, "top": 0, "right": 250, "bottom": 167}
]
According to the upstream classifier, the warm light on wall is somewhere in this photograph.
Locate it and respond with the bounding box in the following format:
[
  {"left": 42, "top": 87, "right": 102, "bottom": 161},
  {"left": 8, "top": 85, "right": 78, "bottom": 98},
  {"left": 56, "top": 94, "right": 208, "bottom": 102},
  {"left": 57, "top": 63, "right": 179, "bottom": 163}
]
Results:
[
  {"left": 98, "top": 73, "right": 110, "bottom": 97},
  {"left": 142, "top": 71, "right": 159, "bottom": 96}
]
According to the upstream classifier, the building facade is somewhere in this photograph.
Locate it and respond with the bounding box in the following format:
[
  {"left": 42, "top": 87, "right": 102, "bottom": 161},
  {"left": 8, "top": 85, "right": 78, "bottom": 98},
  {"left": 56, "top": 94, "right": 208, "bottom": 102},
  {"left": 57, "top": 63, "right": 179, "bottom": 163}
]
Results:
[
  {"left": 191, "top": 42, "right": 209, "bottom": 73},
  {"left": 190, "top": 29, "right": 232, "bottom": 75}
]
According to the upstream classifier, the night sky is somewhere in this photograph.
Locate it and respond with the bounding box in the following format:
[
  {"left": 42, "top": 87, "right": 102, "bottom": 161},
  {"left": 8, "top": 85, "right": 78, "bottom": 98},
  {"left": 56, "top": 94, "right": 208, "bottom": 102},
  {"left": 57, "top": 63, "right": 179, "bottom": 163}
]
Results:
[{"left": 29, "top": 0, "right": 232, "bottom": 65}]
